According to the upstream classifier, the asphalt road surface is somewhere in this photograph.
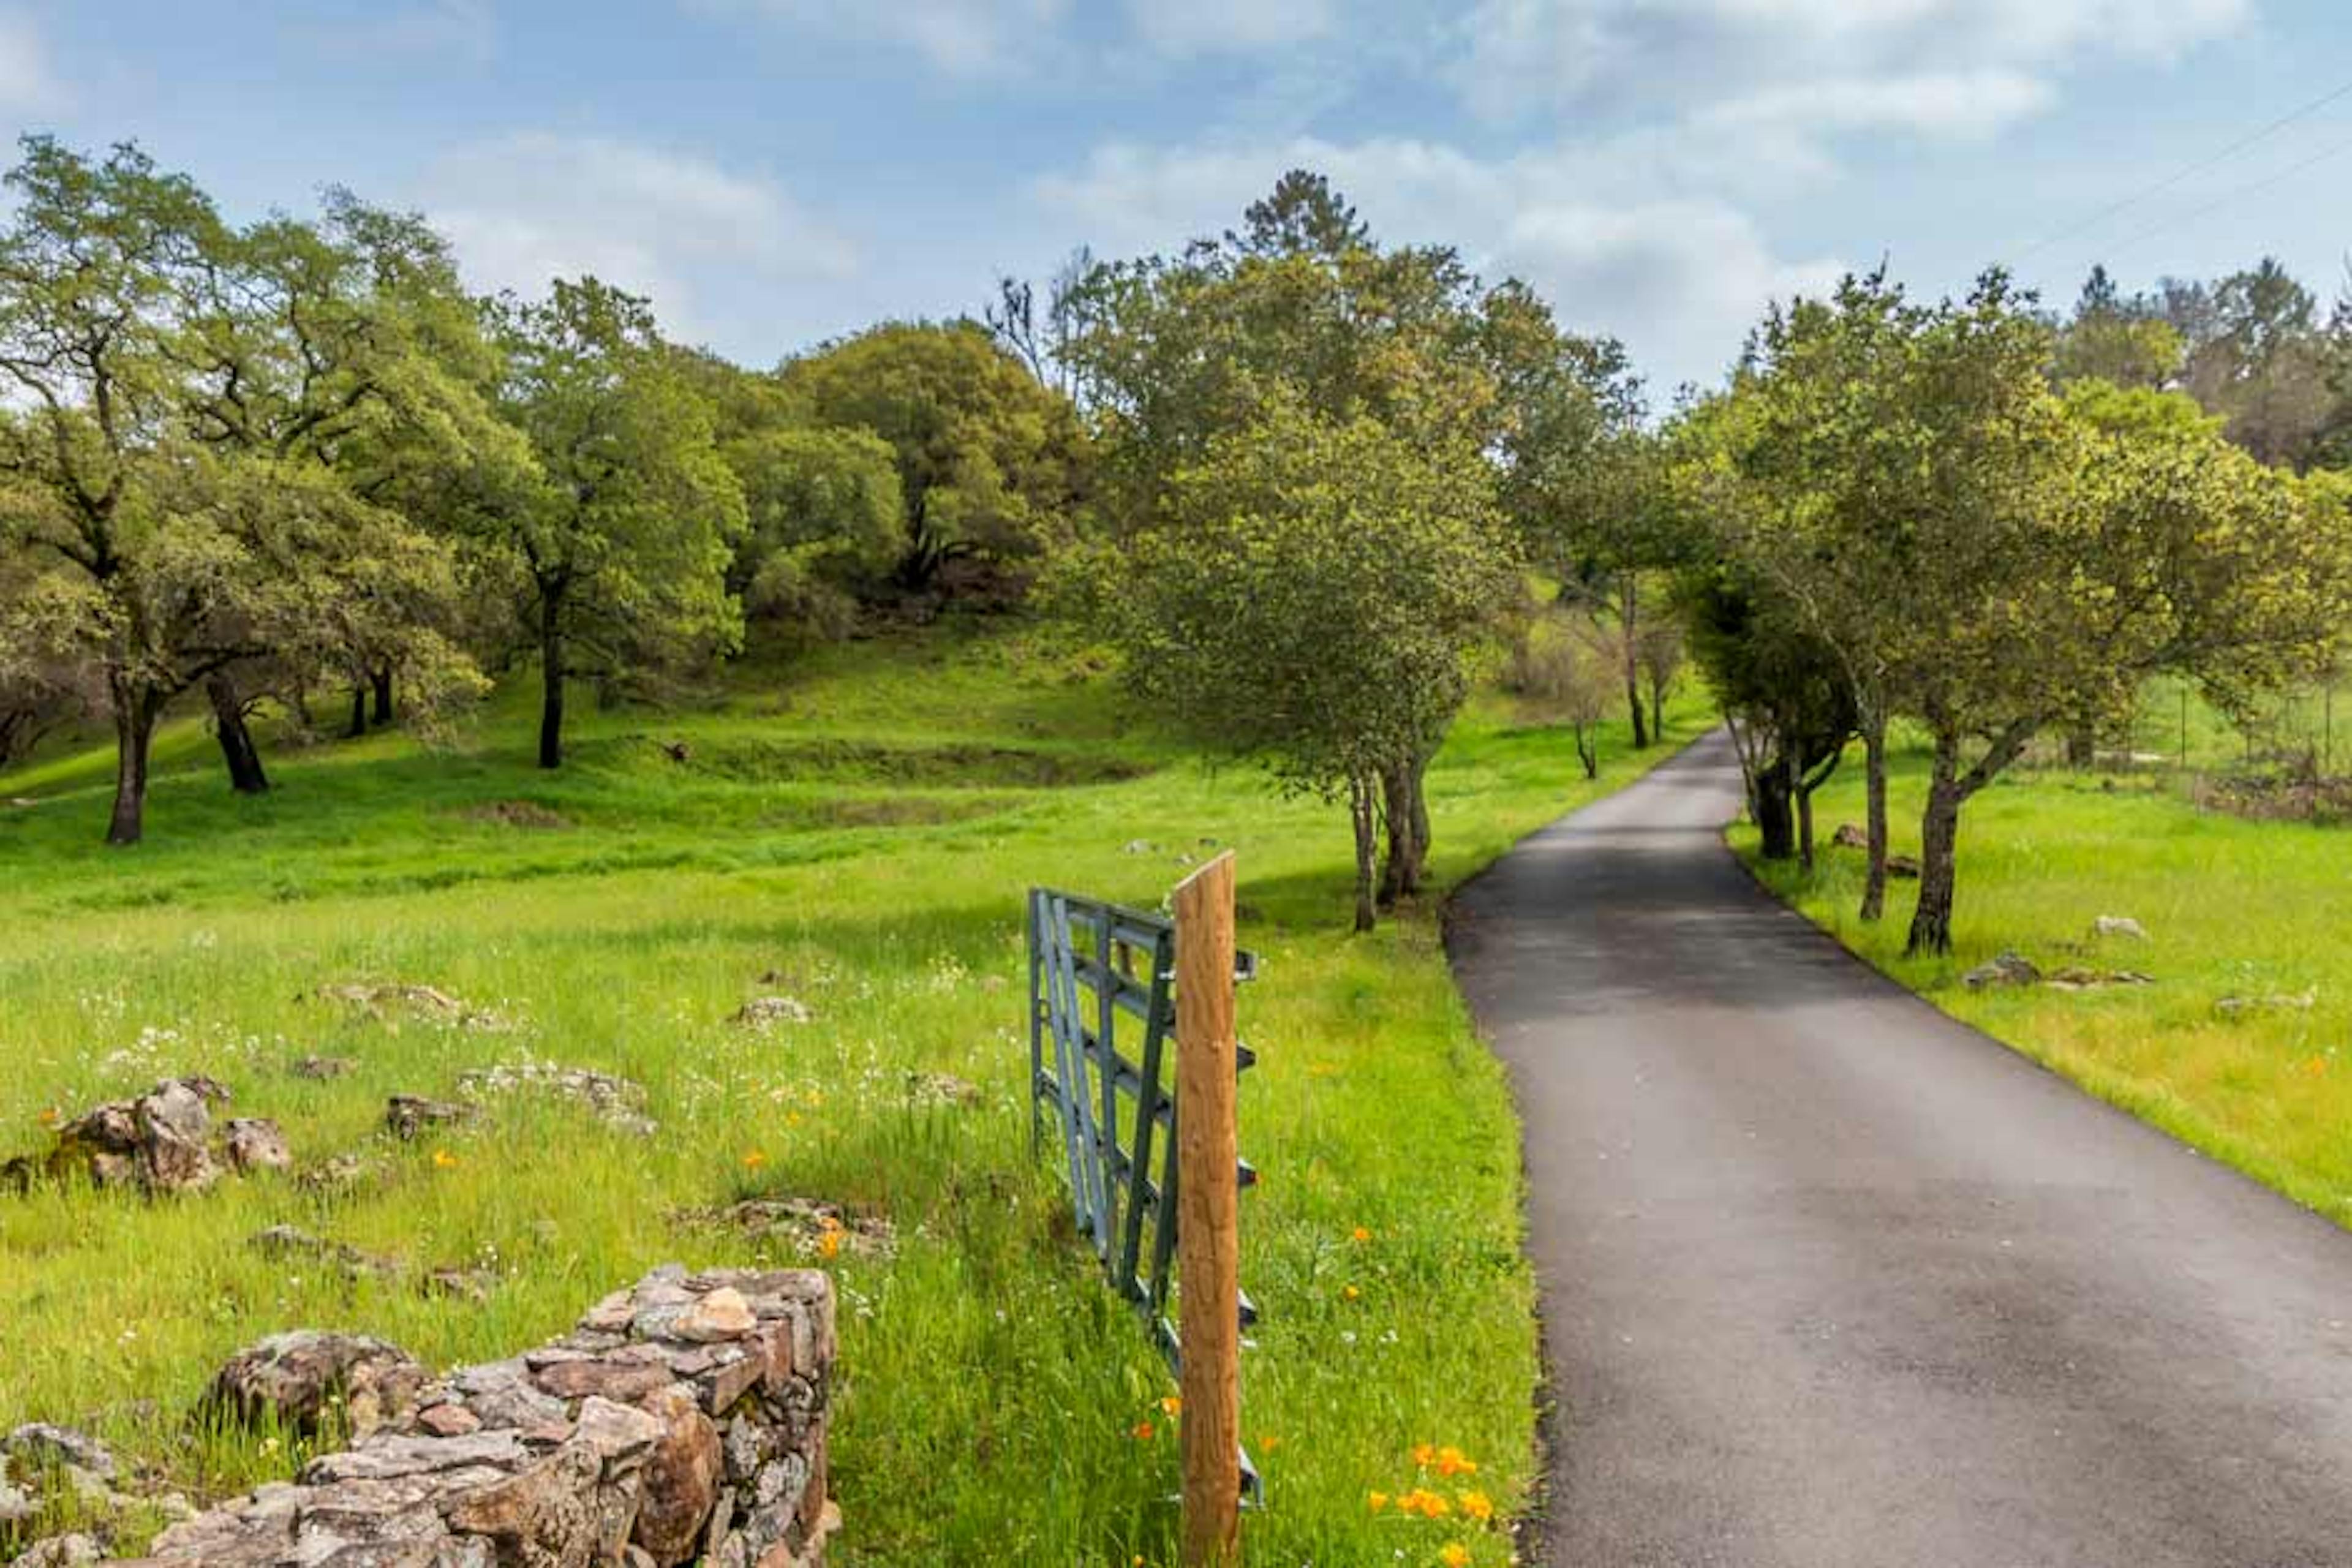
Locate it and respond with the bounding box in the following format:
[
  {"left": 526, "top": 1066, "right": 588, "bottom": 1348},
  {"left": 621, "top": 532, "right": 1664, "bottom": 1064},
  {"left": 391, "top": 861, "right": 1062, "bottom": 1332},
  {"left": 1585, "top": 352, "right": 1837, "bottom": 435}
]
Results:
[{"left": 1447, "top": 729, "right": 2352, "bottom": 1568}]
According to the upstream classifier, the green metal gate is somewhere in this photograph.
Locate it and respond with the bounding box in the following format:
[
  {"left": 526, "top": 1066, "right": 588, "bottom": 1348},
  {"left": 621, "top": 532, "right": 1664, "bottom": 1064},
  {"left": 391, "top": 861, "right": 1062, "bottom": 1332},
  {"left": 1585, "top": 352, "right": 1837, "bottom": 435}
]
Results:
[{"left": 1027, "top": 886, "right": 1261, "bottom": 1500}]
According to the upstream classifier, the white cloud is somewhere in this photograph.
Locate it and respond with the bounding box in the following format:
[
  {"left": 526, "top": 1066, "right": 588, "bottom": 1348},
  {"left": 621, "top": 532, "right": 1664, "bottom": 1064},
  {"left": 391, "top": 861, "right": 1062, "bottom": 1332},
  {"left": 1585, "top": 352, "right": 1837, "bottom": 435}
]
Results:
[
  {"left": 1451, "top": 0, "right": 2253, "bottom": 122},
  {"left": 417, "top": 134, "right": 857, "bottom": 345},
  {"left": 1028, "top": 135, "right": 1845, "bottom": 393},
  {"left": 1703, "top": 70, "right": 2057, "bottom": 142},
  {"left": 0, "top": 11, "right": 66, "bottom": 118},
  {"left": 1126, "top": 0, "right": 1335, "bottom": 56},
  {"left": 702, "top": 0, "right": 1069, "bottom": 78}
]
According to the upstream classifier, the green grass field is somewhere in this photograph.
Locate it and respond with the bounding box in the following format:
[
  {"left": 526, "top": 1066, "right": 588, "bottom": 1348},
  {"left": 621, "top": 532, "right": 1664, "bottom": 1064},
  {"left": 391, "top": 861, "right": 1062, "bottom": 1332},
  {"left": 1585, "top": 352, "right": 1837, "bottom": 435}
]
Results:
[
  {"left": 0, "top": 622, "right": 1706, "bottom": 1566},
  {"left": 1742, "top": 741, "right": 2352, "bottom": 1233}
]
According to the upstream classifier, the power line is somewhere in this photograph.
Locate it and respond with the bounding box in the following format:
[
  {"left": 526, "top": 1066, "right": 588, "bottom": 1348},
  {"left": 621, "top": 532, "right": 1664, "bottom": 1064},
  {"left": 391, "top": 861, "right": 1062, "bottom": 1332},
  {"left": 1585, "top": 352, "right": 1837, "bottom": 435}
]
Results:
[
  {"left": 2094, "top": 126, "right": 2352, "bottom": 261},
  {"left": 2007, "top": 72, "right": 2352, "bottom": 264}
]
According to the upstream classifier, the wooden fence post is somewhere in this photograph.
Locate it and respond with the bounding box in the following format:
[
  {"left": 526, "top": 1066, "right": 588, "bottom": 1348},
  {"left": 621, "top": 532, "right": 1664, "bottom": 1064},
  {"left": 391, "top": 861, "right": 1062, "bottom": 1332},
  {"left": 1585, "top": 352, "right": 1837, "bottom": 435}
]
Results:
[{"left": 1175, "top": 851, "right": 1241, "bottom": 1568}]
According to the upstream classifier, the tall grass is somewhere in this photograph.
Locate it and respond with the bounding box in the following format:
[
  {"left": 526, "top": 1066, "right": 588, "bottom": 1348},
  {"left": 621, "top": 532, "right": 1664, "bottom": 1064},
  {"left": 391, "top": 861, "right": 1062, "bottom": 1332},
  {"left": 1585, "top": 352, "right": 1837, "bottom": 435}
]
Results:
[{"left": 0, "top": 622, "right": 1705, "bottom": 1566}]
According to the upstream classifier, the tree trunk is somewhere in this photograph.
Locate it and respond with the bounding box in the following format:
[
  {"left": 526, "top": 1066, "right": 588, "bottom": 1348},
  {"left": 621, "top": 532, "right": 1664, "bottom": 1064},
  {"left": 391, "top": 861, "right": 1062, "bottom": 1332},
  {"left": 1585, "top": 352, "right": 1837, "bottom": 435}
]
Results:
[
  {"left": 1349, "top": 776, "right": 1378, "bottom": 933},
  {"left": 1619, "top": 580, "right": 1650, "bottom": 750},
  {"left": 1409, "top": 762, "right": 1432, "bottom": 889},
  {"left": 371, "top": 666, "right": 394, "bottom": 727},
  {"left": 346, "top": 687, "right": 368, "bottom": 739},
  {"left": 1796, "top": 742, "right": 1843, "bottom": 877},
  {"left": 1860, "top": 715, "right": 1890, "bottom": 923},
  {"left": 538, "top": 587, "right": 567, "bottom": 771},
  {"left": 1905, "top": 741, "right": 1964, "bottom": 957},
  {"left": 206, "top": 673, "right": 269, "bottom": 795},
  {"left": 2065, "top": 722, "right": 2095, "bottom": 769},
  {"left": 1574, "top": 724, "right": 1598, "bottom": 778},
  {"left": 1753, "top": 752, "right": 1796, "bottom": 859},
  {"left": 1648, "top": 678, "right": 1665, "bottom": 745},
  {"left": 1378, "top": 764, "right": 1415, "bottom": 907},
  {"left": 105, "top": 674, "right": 157, "bottom": 847}
]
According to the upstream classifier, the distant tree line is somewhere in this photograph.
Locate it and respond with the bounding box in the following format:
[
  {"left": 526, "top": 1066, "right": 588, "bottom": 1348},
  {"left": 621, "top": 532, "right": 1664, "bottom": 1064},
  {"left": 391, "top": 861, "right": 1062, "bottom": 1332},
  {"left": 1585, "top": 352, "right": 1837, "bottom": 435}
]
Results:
[{"left": 11, "top": 131, "right": 2343, "bottom": 947}]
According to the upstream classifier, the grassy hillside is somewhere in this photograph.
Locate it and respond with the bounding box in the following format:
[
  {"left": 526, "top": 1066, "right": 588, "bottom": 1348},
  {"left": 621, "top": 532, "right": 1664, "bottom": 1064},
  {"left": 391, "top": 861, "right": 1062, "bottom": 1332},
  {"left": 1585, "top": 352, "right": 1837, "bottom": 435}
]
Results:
[
  {"left": 1742, "top": 745, "right": 2352, "bottom": 1232},
  {"left": 0, "top": 622, "right": 1707, "bottom": 1567}
]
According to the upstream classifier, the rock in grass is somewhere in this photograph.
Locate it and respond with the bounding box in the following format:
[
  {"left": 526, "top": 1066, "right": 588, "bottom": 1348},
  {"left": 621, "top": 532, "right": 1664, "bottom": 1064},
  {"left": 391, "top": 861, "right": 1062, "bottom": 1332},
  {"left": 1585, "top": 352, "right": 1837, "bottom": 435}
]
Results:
[
  {"left": 1885, "top": 853, "right": 1923, "bottom": 880},
  {"left": 7, "top": 1532, "right": 101, "bottom": 1566},
  {"left": 1964, "top": 951, "right": 2043, "bottom": 990},
  {"left": 2, "top": 1423, "right": 118, "bottom": 1487},
  {"left": 1831, "top": 823, "right": 1868, "bottom": 849},
  {"left": 455, "top": 1062, "right": 655, "bottom": 1137},
  {"left": 251, "top": 1224, "right": 401, "bottom": 1282},
  {"left": 2092, "top": 915, "right": 2149, "bottom": 942},
  {"left": 48, "top": 1078, "right": 226, "bottom": 1194},
  {"left": 134, "top": 1080, "right": 218, "bottom": 1192},
  {"left": 295, "top": 1152, "right": 382, "bottom": 1194},
  {"left": 731, "top": 996, "right": 814, "bottom": 1029},
  {"left": 424, "top": 1264, "right": 497, "bottom": 1303},
  {"left": 2217, "top": 990, "right": 2316, "bottom": 1016},
  {"left": 2044, "top": 967, "right": 2155, "bottom": 992},
  {"left": 288, "top": 1054, "right": 356, "bottom": 1080},
  {"left": 906, "top": 1071, "right": 982, "bottom": 1108},
  {"left": 205, "top": 1331, "right": 425, "bottom": 1439},
  {"left": 673, "top": 1196, "right": 897, "bottom": 1260},
  {"left": 385, "top": 1094, "right": 475, "bottom": 1141},
  {"left": 317, "top": 982, "right": 510, "bottom": 1033},
  {"left": 223, "top": 1118, "right": 291, "bottom": 1174}
]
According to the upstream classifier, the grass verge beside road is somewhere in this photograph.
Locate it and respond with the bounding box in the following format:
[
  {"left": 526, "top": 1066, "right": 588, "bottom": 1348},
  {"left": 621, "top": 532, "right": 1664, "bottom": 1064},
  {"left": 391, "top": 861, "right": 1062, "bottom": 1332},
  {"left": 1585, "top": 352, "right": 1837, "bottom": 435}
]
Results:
[{"left": 1740, "top": 746, "right": 2352, "bottom": 1232}]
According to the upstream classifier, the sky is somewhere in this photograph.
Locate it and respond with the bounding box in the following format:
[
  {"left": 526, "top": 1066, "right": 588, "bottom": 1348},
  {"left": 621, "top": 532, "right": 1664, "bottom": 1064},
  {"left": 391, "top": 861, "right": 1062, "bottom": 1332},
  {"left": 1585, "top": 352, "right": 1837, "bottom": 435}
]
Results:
[{"left": 2, "top": 1, "right": 2348, "bottom": 395}]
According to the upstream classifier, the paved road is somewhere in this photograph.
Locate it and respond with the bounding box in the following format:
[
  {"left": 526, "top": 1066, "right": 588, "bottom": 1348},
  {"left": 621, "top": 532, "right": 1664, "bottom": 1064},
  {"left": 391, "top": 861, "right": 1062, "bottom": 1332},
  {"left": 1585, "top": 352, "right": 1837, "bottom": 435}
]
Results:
[{"left": 1447, "top": 729, "right": 2352, "bottom": 1568}]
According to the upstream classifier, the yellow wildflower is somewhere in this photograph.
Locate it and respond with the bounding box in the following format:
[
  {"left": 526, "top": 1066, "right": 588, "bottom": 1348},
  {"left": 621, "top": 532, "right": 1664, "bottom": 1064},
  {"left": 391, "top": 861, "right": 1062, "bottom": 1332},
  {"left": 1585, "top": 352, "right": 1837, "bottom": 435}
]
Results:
[
  {"left": 1459, "top": 1489, "right": 1494, "bottom": 1523},
  {"left": 1342, "top": 1284, "right": 1361, "bottom": 1303},
  {"left": 741, "top": 1149, "right": 767, "bottom": 1170},
  {"left": 1351, "top": 1225, "right": 1372, "bottom": 1243},
  {"left": 1367, "top": 1491, "right": 1390, "bottom": 1513},
  {"left": 1435, "top": 1446, "right": 1476, "bottom": 1477},
  {"left": 1159, "top": 1395, "right": 1182, "bottom": 1418},
  {"left": 1439, "top": 1545, "right": 1472, "bottom": 1568},
  {"left": 1411, "top": 1443, "right": 1436, "bottom": 1468},
  {"left": 431, "top": 1148, "right": 458, "bottom": 1170},
  {"left": 1131, "top": 1420, "right": 1155, "bottom": 1441}
]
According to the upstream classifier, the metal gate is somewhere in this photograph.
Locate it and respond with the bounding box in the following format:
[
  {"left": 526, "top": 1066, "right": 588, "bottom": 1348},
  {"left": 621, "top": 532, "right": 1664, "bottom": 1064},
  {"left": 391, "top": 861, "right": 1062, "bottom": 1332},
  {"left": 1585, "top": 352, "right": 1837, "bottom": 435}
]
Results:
[{"left": 1027, "top": 885, "right": 1261, "bottom": 1501}]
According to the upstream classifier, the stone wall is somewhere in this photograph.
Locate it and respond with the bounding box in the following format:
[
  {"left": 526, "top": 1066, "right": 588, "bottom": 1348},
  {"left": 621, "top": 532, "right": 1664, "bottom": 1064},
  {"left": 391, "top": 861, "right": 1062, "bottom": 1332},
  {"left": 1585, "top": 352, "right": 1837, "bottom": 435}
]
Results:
[{"left": 118, "top": 1267, "right": 835, "bottom": 1567}]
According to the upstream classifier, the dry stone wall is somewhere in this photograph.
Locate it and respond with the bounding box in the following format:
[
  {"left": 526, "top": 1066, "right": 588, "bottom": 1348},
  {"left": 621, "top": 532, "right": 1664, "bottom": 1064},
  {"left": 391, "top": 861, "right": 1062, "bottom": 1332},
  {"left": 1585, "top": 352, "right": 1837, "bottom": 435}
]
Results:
[{"left": 117, "top": 1266, "right": 835, "bottom": 1568}]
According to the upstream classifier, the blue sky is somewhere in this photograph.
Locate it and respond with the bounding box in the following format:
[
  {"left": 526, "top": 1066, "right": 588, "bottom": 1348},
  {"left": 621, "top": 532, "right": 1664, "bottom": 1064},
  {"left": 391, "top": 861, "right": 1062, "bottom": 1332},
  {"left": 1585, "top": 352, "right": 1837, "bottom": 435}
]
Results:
[{"left": 3, "top": 1, "right": 2347, "bottom": 393}]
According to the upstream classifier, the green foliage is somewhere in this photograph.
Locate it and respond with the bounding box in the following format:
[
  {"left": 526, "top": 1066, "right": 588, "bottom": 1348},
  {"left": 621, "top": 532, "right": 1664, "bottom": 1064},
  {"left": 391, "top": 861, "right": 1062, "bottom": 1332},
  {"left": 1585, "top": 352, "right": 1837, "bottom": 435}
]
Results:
[
  {"left": 0, "top": 137, "right": 519, "bottom": 838},
  {"left": 728, "top": 424, "right": 903, "bottom": 630},
  {"left": 783, "top": 321, "right": 1087, "bottom": 590},
  {"left": 1058, "top": 398, "right": 1513, "bottom": 927},
  {"left": 1061, "top": 187, "right": 1551, "bottom": 525},
  {"left": 486, "top": 277, "right": 747, "bottom": 766},
  {"left": 1697, "top": 266, "right": 2352, "bottom": 952}
]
